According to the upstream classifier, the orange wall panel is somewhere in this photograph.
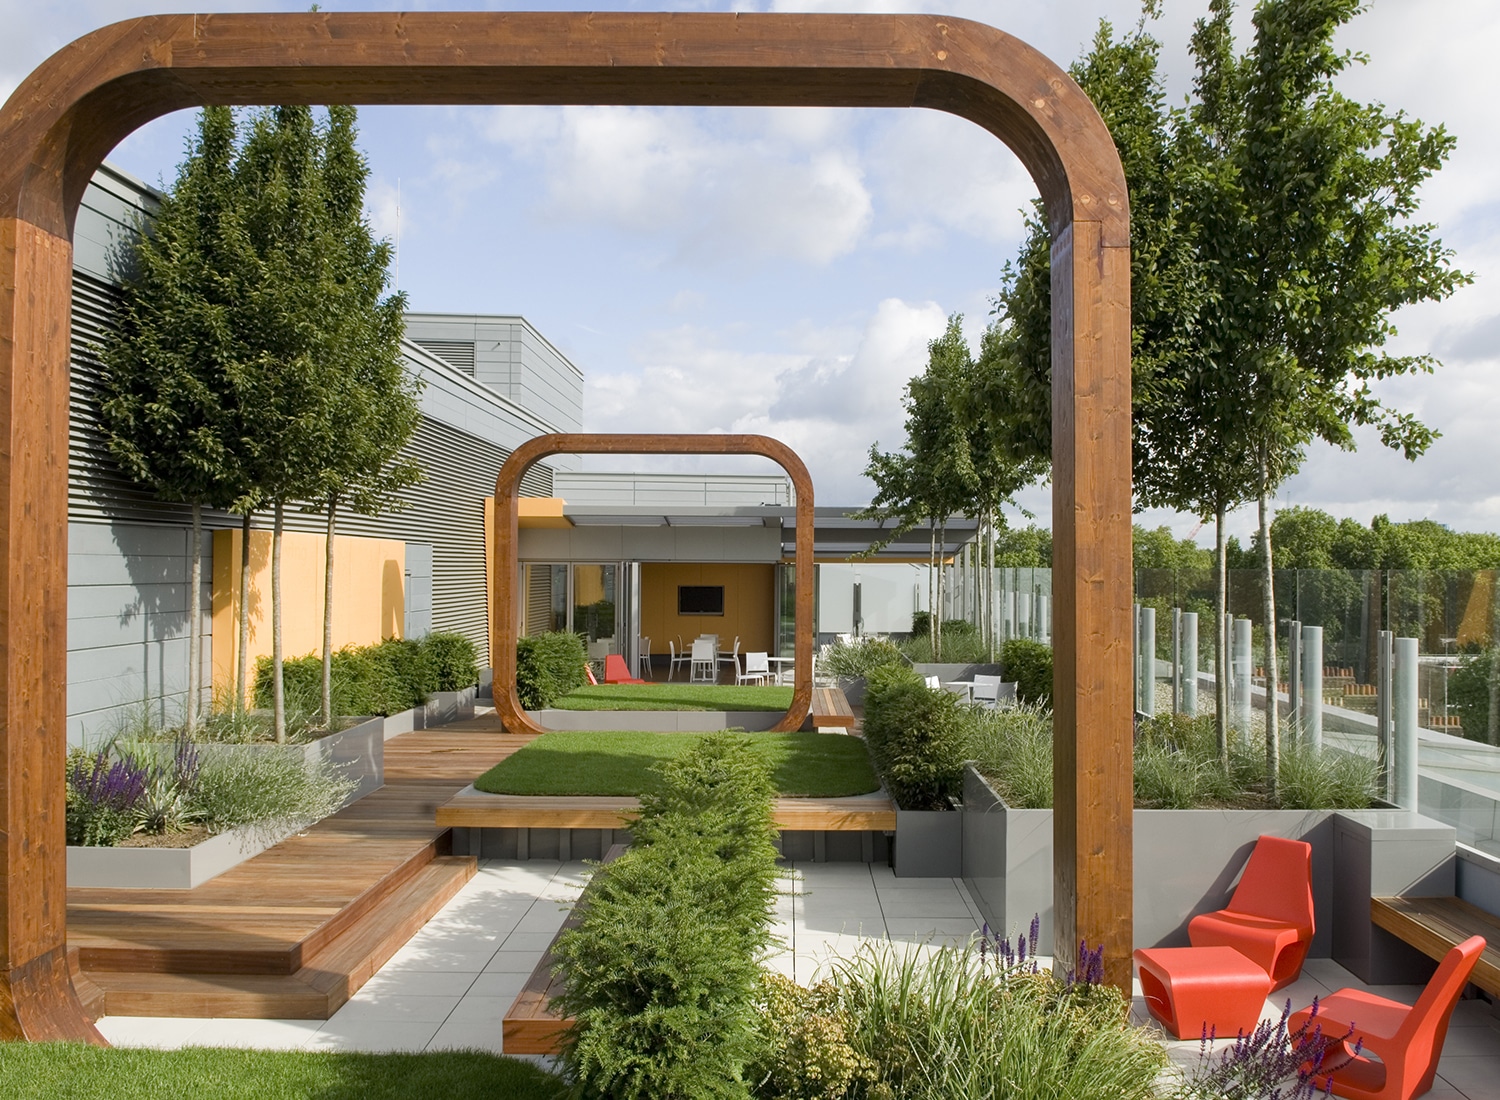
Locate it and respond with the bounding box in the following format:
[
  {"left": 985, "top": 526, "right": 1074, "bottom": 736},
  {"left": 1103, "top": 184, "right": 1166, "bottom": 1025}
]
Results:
[{"left": 641, "top": 562, "right": 775, "bottom": 656}]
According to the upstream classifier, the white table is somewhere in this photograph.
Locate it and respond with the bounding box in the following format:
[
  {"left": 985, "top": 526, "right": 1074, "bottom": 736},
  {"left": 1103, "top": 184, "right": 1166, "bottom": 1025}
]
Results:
[
  {"left": 766, "top": 656, "right": 795, "bottom": 684},
  {"left": 942, "top": 681, "right": 975, "bottom": 702}
]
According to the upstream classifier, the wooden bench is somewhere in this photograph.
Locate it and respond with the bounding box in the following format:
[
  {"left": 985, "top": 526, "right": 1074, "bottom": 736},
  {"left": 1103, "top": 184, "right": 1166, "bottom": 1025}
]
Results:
[
  {"left": 1371, "top": 896, "right": 1500, "bottom": 998},
  {"left": 811, "top": 686, "right": 856, "bottom": 731},
  {"left": 503, "top": 843, "right": 628, "bottom": 1054}
]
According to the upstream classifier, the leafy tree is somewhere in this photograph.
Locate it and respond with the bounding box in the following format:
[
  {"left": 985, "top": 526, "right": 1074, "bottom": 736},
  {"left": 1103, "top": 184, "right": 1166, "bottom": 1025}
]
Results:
[
  {"left": 1133, "top": 526, "right": 1213, "bottom": 572},
  {"left": 305, "top": 105, "right": 420, "bottom": 730},
  {"left": 97, "top": 107, "right": 261, "bottom": 733},
  {"left": 993, "top": 524, "right": 1052, "bottom": 568}
]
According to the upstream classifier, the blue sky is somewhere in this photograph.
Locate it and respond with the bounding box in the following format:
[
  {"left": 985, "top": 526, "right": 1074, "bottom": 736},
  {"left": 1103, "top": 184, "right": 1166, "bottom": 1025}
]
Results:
[{"left": 6, "top": 1, "right": 1497, "bottom": 543}]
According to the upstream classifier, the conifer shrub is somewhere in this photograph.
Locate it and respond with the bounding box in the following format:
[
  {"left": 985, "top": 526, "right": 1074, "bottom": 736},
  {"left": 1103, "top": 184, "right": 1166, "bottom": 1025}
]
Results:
[
  {"left": 514, "top": 630, "right": 588, "bottom": 710},
  {"left": 552, "top": 734, "right": 779, "bottom": 1099},
  {"left": 860, "top": 665, "right": 966, "bottom": 810},
  {"left": 1000, "top": 638, "right": 1053, "bottom": 706}
]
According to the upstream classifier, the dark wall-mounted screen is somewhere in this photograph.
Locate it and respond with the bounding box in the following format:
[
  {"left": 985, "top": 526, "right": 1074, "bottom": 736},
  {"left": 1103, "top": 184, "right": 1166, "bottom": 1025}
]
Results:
[{"left": 678, "top": 585, "right": 725, "bottom": 616}]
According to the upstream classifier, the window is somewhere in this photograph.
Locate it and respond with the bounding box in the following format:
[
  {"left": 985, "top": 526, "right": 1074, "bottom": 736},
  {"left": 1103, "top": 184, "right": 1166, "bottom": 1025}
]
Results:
[{"left": 678, "top": 585, "right": 725, "bottom": 616}]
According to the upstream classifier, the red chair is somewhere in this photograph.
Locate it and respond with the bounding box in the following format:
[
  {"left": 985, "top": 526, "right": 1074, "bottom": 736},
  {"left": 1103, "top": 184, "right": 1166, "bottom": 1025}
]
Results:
[
  {"left": 1188, "top": 834, "right": 1314, "bottom": 990},
  {"left": 603, "top": 654, "right": 646, "bottom": 685},
  {"left": 1288, "top": 935, "right": 1485, "bottom": 1100}
]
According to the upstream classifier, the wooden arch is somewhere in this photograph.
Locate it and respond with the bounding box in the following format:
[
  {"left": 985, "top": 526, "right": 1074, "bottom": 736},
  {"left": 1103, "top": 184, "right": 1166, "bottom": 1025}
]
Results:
[
  {"left": 492, "top": 433, "right": 815, "bottom": 737},
  {"left": 0, "top": 12, "right": 1133, "bottom": 1039}
]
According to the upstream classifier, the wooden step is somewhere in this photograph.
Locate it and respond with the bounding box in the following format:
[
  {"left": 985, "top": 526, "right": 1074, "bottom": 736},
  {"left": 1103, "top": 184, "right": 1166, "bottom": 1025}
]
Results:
[
  {"left": 438, "top": 790, "right": 896, "bottom": 832},
  {"left": 1371, "top": 895, "right": 1500, "bottom": 998},
  {"left": 85, "top": 856, "right": 476, "bottom": 1019},
  {"left": 811, "top": 686, "right": 856, "bottom": 730}
]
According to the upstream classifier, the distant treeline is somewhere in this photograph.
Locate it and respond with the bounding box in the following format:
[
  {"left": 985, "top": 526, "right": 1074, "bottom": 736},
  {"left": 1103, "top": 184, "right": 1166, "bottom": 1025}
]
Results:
[{"left": 989, "top": 508, "right": 1500, "bottom": 573}]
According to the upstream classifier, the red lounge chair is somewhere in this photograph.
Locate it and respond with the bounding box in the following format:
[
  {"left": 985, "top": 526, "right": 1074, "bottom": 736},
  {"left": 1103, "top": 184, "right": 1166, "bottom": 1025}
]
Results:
[
  {"left": 603, "top": 654, "right": 646, "bottom": 685},
  {"left": 1189, "top": 834, "right": 1314, "bottom": 989},
  {"left": 1289, "top": 935, "right": 1485, "bottom": 1100}
]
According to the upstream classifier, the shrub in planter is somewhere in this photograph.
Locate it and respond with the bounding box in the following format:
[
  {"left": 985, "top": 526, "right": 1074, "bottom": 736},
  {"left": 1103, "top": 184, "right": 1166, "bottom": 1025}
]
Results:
[
  {"left": 422, "top": 630, "right": 479, "bottom": 692},
  {"left": 553, "top": 735, "right": 779, "bottom": 1100},
  {"left": 1000, "top": 638, "right": 1053, "bottom": 706},
  {"left": 861, "top": 665, "right": 966, "bottom": 810},
  {"left": 255, "top": 637, "right": 433, "bottom": 720},
  {"left": 515, "top": 630, "right": 588, "bottom": 710},
  {"left": 819, "top": 637, "right": 906, "bottom": 679}
]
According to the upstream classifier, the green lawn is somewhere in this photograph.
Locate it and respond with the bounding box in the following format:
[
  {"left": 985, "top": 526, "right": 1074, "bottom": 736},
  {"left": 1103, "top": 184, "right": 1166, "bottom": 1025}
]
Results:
[
  {"left": 550, "top": 683, "right": 794, "bottom": 711},
  {"left": 475, "top": 731, "right": 879, "bottom": 797},
  {"left": 0, "top": 1044, "right": 566, "bottom": 1100}
]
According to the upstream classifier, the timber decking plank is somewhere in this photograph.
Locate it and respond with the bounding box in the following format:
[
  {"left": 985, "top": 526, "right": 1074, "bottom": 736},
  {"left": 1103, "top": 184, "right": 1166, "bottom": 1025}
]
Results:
[
  {"left": 437, "top": 791, "right": 896, "bottom": 833},
  {"left": 1371, "top": 896, "right": 1500, "bottom": 998},
  {"left": 70, "top": 725, "right": 527, "bottom": 1017}
]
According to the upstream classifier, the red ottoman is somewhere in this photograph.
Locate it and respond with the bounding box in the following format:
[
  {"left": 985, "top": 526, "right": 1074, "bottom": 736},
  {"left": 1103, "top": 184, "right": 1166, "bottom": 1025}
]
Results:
[{"left": 1133, "top": 946, "right": 1272, "bottom": 1040}]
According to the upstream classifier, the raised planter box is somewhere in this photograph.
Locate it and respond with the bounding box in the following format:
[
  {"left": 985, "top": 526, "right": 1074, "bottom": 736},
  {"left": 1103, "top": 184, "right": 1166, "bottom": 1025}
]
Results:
[
  {"left": 383, "top": 686, "right": 479, "bottom": 739},
  {"left": 68, "top": 824, "right": 271, "bottom": 890},
  {"left": 235, "top": 714, "right": 384, "bottom": 807},
  {"left": 894, "top": 805, "right": 962, "bottom": 877},
  {"left": 529, "top": 709, "right": 785, "bottom": 732},
  {"left": 961, "top": 764, "right": 1337, "bottom": 956},
  {"left": 912, "top": 663, "right": 1003, "bottom": 685}
]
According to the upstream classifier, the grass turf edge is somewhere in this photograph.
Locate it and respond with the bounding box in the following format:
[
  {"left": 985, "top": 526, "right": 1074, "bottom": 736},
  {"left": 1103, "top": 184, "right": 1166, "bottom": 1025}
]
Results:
[
  {"left": 0, "top": 1044, "right": 567, "bottom": 1100},
  {"left": 474, "top": 730, "right": 879, "bottom": 797}
]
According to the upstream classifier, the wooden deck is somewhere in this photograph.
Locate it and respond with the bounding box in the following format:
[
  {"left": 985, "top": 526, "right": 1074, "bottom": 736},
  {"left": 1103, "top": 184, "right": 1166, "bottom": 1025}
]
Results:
[
  {"left": 811, "top": 685, "right": 856, "bottom": 730},
  {"left": 437, "top": 789, "right": 897, "bottom": 832},
  {"left": 70, "top": 713, "right": 533, "bottom": 1019},
  {"left": 1372, "top": 895, "right": 1500, "bottom": 998}
]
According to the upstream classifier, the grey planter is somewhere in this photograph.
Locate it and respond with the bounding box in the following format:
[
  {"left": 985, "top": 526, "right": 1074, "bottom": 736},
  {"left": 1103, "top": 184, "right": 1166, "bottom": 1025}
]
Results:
[
  {"left": 67, "top": 824, "right": 272, "bottom": 890},
  {"left": 912, "top": 663, "right": 1003, "bottom": 685},
  {"left": 961, "top": 764, "right": 1337, "bottom": 955},
  {"left": 213, "top": 715, "right": 384, "bottom": 807},
  {"left": 894, "top": 806, "right": 963, "bottom": 877},
  {"left": 835, "top": 677, "right": 868, "bottom": 707}
]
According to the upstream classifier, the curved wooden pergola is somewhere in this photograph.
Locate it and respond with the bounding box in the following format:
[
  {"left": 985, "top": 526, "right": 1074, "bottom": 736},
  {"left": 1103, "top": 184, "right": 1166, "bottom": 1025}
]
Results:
[
  {"left": 0, "top": 12, "right": 1133, "bottom": 1040},
  {"left": 492, "top": 433, "right": 816, "bottom": 736}
]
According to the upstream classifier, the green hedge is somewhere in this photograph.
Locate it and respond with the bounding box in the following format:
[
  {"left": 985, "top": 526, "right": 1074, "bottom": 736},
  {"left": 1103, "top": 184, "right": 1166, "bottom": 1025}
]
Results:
[
  {"left": 553, "top": 734, "right": 779, "bottom": 1099},
  {"left": 515, "top": 631, "right": 588, "bottom": 710},
  {"left": 1001, "top": 639, "right": 1053, "bottom": 706},
  {"left": 254, "top": 631, "right": 480, "bottom": 718},
  {"left": 861, "top": 665, "right": 966, "bottom": 810}
]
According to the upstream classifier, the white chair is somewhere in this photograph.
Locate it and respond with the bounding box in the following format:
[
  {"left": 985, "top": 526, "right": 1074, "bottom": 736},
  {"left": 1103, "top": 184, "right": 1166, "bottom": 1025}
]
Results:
[
  {"left": 924, "top": 674, "right": 941, "bottom": 690},
  {"left": 690, "top": 638, "right": 717, "bottom": 683},
  {"left": 636, "top": 636, "right": 651, "bottom": 679},
  {"left": 667, "top": 639, "right": 691, "bottom": 681},
  {"left": 718, "top": 637, "right": 741, "bottom": 677},
  {"left": 739, "top": 651, "right": 770, "bottom": 686},
  {"left": 995, "top": 681, "right": 1019, "bottom": 708},
  {"left": 971, "top": 674, "right": 1003, "bottom": 708}
]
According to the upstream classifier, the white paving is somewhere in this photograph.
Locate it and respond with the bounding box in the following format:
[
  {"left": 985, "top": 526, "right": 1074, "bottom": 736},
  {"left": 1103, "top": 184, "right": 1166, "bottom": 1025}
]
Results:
[{"left": 95, "top": 858, "right": 1500, "bottom": 1098}]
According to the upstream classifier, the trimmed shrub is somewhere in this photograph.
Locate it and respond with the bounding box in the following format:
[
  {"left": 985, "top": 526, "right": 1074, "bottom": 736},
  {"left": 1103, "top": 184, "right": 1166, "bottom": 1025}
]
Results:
[
  {"left": 553, "top": 735, "right": 780, "bottom": 1099},
  {"left": 422, "top": 631, "right": 479, "bottom": 692},
  {"left": 861, "top": 665, "right": 966, "bottom": 810},
  {"left": 515, "top": 630, "right": 588, "bottom": 710},
  {"left": 1001, "top": 638, "right": 1053, "bottom": 706}
]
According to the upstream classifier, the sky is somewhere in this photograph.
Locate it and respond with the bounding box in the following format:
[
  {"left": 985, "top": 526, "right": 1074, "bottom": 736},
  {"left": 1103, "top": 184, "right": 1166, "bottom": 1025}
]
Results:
[{"left": 5, "top": 0, "right": 1498, "bottom": 544}]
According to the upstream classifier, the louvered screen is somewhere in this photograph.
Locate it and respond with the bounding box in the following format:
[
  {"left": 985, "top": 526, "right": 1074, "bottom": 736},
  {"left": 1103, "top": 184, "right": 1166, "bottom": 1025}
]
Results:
[
  {"left": 412, "top": 339, "right": 476, "bottom": 375},
  {"left": 68, "top": 270, "right": 552, "bottom": 668}
]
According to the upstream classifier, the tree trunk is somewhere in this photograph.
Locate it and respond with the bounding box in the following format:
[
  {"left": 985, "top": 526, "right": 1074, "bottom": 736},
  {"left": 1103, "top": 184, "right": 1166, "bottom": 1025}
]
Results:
[
  {"left": 272, "top": 500, "right": 286, "bottom": 744},
  {"left": 1259, "top": 482, "right": 1280, "bottom": 799},
  {"left": 186, "top": 502, "right": 202, "bottom": 734},
  {"left": 322, "top": 494, "right": 338, "bottom": 731},
  {"left": 1214, "top": 504, "right": 1229, "bottom": 765},
  {"left": 936, "top": 520, "right": 947, "bottom": 660},
  {"left": 928, "top": 520, "right": 937, "bottom": 656},
  {"left": 1488, "top": 569, "right": 1500, "bottom": 746},
  {"left": 236, "top": 511, "right": 252, "bottom": 709}
]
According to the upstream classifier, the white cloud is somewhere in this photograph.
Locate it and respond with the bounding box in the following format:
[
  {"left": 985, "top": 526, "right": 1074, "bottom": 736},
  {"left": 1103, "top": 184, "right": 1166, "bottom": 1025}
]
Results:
[
  {"left": 583, "top": 298, "right": 946, "bottom": 502},
  {"left": 482, "top": 105, "right": 872, "bottom": 266}
]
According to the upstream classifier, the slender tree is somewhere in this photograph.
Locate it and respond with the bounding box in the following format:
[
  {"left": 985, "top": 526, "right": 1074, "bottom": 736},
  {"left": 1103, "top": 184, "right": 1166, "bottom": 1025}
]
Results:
[
  {"left": 97, "top": 106, "right": 260, "bottom": 734},
  {"left": 307, "top": 105, "right": 421, "bottom": 730}
]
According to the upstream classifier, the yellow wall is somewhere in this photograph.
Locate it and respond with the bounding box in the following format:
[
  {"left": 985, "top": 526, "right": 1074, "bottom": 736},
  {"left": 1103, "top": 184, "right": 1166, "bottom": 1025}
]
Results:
[
  {"left": 641, "top": 562, "right": 775, "bottom": 656},
  {"left": 211, "top": 528, "right": 406, "bottom": 692}
]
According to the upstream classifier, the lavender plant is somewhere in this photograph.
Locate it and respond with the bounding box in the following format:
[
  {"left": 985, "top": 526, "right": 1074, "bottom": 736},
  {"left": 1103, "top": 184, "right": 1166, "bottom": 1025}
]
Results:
[
  {"left": 66, "top": 748, "right": 150, "bottom": 846},
  {"left": 1175, "top": 997, "right": 1354, "bottom": 1100}
]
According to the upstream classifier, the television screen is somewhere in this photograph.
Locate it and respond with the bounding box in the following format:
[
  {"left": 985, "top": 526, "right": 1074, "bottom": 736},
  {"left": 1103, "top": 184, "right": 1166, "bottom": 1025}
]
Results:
[{"left": 678, "top": 585, "right": 725, "bottom": 615}]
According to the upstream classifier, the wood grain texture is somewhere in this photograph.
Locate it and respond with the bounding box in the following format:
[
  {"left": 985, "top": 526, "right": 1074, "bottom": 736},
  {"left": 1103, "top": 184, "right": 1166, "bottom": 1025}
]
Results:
[
  {"left": 0, "top": 10, "right": 1134, "bottom": 1031},
  {"left": 811, "top": 686, "right": 857, "bottom": 730},
  {"left": 1371, "top": 896, "right": 1500, "bottom": 998},
  {"left": 437, "top": 790, "right": 897, "bottom": 833},
  {"left": 493, "top": 433, "right": 815, "bottom": 738}
]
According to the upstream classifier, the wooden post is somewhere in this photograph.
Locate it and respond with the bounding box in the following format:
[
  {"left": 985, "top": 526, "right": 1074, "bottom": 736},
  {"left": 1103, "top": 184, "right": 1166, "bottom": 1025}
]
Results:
[{"left": 0, "top": 12, "right": 1135, "bottom": 1037}]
